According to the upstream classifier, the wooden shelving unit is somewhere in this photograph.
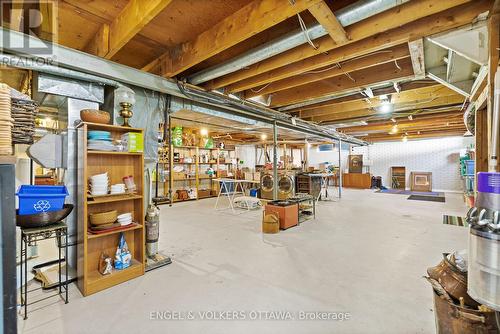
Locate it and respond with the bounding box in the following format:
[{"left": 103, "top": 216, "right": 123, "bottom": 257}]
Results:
[
  {"left": 77, "top": 122, "right": 145, "bottom": 297},
  {"left": 391, "top": 166, "right": 406, "bottom": 189},
  {"left": 159, "top": 144, "right": 236, "bottom": 203}
]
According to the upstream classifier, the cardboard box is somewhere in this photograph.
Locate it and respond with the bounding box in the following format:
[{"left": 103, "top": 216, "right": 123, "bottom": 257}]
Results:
[
  {"left": 121, "top": 132, "right": 143, "bottom": 152},
  {"left": 198, "top": 189, "right": 211, "bottom": 198},
  {"left": 172, "top": 172, "right": 185, "bottom": 179}
]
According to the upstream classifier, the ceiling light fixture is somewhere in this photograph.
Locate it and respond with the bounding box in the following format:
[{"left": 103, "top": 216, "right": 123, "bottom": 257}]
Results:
[
  {"left": 380, "top": 103, "right": 394, "bottom": 114},
  {"left": 200, "top": 128, "right": 209, "bottom": 136},
  {"left": 408, "top": 115, "right": 413, "bottom": 120},
  {"left": 389, "top": 124, "right": 399, "bottom": 134},
  {"left": 261, "top": 134, "right": 268, "bottom": 141},
  {"left": 402, "top": 135, "right": 408, "bottom": 142}
]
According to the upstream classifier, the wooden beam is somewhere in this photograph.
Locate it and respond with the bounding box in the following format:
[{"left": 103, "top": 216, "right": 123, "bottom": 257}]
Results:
[
  {"left": 408, "top": 39, "right": 425, "bottom": 79},
  {"left": 308, "top": 1, "right": 349, "bottom": 44},
  {"left": 269, "top": 57, "right": 415, "bottom": 107},
  {"left": 297, "top": 84, "right": 460, "bottom": 118},
  {"left": 487, "top": 14, "right": 500, "bottom": 171},
  {"left": 309, "top": 95, "right": 465, "bottom": 123},
  {"left": 476, "top": 106, "right": 489, "bottom": 173},
  {"left": 39, "top": 0, "right": 59, "bottom": 43},
  {"left": 205, "top": 0, "right": 482, "bottom": 91},
  {"left": 86, "top": 0, "right": 173, "bottom": 59},
  {"left": 85, "top": 24, "right": 109, "bottom": 58},
  {"left": 5, "top": 1, "right": 24, "bottom": 32},
  {"left": 361, "top": 129, "right": 466, "bottom": 142},
  {"left": 341, "top": 114, "right": 464, "bottom": 133},
  {"left": 153, "top": 0, "right": 322, "bottom": 77},
  {"left": 241, "top": 44, "right": 410, "bottom": 97},
  {"left": 289, "top": 80, "right": 437, "bottom": 112}
]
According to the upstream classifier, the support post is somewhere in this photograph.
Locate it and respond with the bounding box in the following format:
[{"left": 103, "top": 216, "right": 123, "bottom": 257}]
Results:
[
  {"left": 166, "top": 96, "right": 173, "bottom": 207},
  {"left": 338, "top": 139, "right": 342, "bottom": 199},
  {"left": 273, "top": 121, "right": 278, "bottom": 200},
  {"left": 0, "top": 162, "right": 17, "bottom": 334}
]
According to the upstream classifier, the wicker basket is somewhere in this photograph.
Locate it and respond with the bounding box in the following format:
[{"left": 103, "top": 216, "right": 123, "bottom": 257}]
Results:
[
  {"left": 262, "top": 211, "right": 279, "bottom": 234},
  {"left": 89, "top": 210, "right": 117, "bottom": 226}
]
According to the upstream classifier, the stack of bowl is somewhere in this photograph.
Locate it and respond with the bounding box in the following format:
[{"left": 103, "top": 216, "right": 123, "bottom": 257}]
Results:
[{"left": 89, "top": 172, "right": 109, "bottom": 196}]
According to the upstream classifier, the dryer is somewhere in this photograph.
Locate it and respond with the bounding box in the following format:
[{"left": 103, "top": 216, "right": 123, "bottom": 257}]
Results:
[{"left": 260, "top": 171, "right": 295, "bottom": 200}]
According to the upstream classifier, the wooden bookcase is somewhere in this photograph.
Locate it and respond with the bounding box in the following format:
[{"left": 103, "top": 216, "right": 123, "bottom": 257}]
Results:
[
  {"left": 77, "top": 122, "right": 145, "bottom": 296},
  {"left": 391, "top": 166, "right": 406, "bottom": 189}
]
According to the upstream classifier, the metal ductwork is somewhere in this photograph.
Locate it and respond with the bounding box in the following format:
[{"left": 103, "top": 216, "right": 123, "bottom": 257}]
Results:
[
  {"left": 0, "top": 27, "right": 366, "bottom": 145},
  {"left": 187, "top": 0, "right": 407, "bottom": 85}
]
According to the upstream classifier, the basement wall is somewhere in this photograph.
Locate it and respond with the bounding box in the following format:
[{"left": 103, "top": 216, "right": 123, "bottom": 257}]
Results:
[{"left": 351, "top": 136, "right": 474, "bottom": 192}]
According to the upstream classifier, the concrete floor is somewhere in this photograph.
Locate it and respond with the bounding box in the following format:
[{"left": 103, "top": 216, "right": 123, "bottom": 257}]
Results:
[{"left": 19, "top": 189, "right": 468, "bottom": 334}]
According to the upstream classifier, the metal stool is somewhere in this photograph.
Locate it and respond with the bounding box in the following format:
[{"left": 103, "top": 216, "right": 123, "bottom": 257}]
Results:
[{"left": 19, "top": 222, "right": 68, "bottom": 319}]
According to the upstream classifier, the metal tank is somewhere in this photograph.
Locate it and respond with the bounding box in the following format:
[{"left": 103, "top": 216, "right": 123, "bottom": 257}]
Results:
[{"left": 467, "top": 172, "right": 500, "bottom": 310}]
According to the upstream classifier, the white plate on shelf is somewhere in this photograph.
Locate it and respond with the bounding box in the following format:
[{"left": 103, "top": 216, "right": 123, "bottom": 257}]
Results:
[{"left": 91, "top": 191, "right": 108, "bottom": 196}]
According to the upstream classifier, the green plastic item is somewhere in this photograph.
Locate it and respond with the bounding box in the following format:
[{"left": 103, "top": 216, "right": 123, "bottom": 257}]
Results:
[{"left": 172, "top": 126, "right": 183, "bottom": 147}]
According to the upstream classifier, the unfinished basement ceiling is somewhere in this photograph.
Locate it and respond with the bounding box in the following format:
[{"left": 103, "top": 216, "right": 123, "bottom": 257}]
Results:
[
  {"left": 171, "top": 109, "right": 332, "bottom": 143},
  {"left": 1, "top": 0, "right": 493, "bottom": 142}
]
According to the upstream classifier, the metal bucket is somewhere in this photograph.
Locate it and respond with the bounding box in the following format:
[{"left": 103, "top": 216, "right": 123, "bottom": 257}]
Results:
[{"left": 432, "top": 290, "right": 499, "bottom": 334}]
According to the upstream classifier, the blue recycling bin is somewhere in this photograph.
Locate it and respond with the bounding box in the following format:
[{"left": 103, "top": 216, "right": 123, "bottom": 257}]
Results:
[{"left": 16, "top": 185, "right": 69, "bottom": 215}]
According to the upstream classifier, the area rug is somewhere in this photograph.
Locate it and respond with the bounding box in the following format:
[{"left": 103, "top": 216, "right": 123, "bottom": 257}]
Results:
[
  {"left": 443, "top": 215, "right": 468, "bottom": 227},
  {"left": 376, "top": 189, "right": 443, "bottom": 196},
  {"left": 407, "top": 195, "right": 446, "bottom": 202}
]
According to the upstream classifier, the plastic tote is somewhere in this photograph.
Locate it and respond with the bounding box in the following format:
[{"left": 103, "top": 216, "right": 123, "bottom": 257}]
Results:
[
  {"left": 16, "top": 185, "right": 69, "bottom": 215},
  {"left": 464, "top": 160, "right": 475, "bottom": 176}
]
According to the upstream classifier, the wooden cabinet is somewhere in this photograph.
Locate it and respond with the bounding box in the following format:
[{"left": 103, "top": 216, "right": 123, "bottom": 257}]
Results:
[
  {"left": 77, "top": 122, "right": 145, "bottom": 296},
  {"left": 265, "top": 202, "right": 298, "bottom": 230},
  {"left": 342, "top": 173, "right": 372, "bottom": 189},
  {"left": 391, "top": 166, "right": 406, "bottom": 189},
  {"left": 295, "top": 174, "right": 321, "bottom": 198}
]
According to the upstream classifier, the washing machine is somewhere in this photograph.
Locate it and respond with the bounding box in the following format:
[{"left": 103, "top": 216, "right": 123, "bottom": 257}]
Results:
[{"left": 260, "top": 171, "right": 295, "bottom": 200}]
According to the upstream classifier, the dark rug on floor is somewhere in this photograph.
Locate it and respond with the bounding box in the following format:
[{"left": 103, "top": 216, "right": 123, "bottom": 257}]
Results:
[
  {"left": 376, "top": 189, "right": 443, "bottom": 196},
  {"left": 443, "top": 215, "right": 468, "bottom": 227},
  {"left": 407, "top": 195, "right": 445, "bottom": 202}
]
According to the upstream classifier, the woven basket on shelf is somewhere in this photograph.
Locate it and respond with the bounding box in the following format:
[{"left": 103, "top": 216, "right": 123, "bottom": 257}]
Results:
[
  {"left": 0, "top": 83, "right": 12, "bottom": 156},
  {"left": 89, "top": 210, "right": 118, "bottom": 226}
]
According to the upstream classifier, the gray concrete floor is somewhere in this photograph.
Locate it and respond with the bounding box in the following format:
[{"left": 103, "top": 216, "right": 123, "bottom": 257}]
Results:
[{"left": 19, "top": 189, "right": 468, "bottom": 334}]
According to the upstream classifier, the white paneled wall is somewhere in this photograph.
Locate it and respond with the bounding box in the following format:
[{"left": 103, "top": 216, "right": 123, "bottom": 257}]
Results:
[{"left": 351, "top": 136, "right": 473, "bottom": 192}]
